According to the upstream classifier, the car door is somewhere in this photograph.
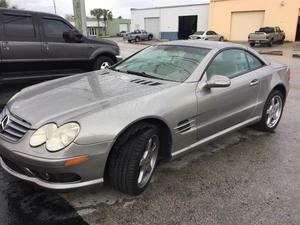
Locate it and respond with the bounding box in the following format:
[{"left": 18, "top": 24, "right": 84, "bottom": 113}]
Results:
[
  {"left": 40, "top": 16, "right": 89, "bottom": 74},
  {"left": 210, "top": 31, "right": 219, "bottom": 41},
  {"left": 196, "top": 48, "right": 264, "bottom": 140},
  {"left": 205, "top": 31, "right": 215, "bottom": 41},
  {"left": 0, "top": 11, "right": 43, "bottom": 80}
]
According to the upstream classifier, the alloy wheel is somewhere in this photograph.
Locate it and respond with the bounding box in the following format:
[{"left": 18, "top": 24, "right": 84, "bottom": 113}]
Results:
[
  {"left": 137, "top": 135, "right": 159, "bottom": 188},
  {"left": 266, "top": 95, "right": 283, "bottom": 128}
]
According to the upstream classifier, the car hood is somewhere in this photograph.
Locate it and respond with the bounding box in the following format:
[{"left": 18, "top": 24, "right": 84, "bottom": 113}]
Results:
[{"left": 7, "top": 70, "right": 177, "bottom": 129}]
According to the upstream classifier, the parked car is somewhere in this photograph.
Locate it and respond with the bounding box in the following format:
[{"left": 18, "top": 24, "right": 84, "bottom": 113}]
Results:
[
  {"left": 0, "top": 41, "right": 290, "bottom": 196},
  {"left": 189, "top": 30, "right": 224, "bottom": 41},
  {"left": 0, "top": 9, "right": 121, "bottom": 84},
  {"left": 123, "top": 30, "right": 153, "bottom": 43},
  {"left": 117, "top": 31, "right": 127, "bottom": 37},
  {"left": 248, "top": 26, "right": 285, "bottom": 47}
]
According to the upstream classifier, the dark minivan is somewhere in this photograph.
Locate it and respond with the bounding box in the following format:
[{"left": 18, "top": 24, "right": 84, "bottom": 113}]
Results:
[{"left": 0, "top": 9, "right": 121, "bottom": 84}]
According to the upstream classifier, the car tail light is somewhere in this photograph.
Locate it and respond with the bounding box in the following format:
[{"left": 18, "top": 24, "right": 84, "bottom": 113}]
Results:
[{"left": 287, "top": 68, "right": 291, "bottom": 81}]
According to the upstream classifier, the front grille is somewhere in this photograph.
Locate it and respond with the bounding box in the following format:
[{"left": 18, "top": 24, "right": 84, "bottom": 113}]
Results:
[{"left": 0, "top": 110, "right": 31, "bottom": 142}]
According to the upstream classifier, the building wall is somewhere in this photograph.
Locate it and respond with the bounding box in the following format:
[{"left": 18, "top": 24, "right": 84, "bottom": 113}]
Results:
[
  {"left": 131, "top": 4, "right": 209, "bottom": 40},
  {"left": 107, "top": 19, "right": 131, "bottom": 36},
  {"left": 209, "top": 0, "right": 300, "bottom": 41}
]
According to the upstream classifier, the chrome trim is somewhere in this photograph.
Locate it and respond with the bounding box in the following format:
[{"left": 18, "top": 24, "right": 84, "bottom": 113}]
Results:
[
  {"left": 172, "top": 116, "right": 261, "bottom": 158},
  {"left": 0, "top": 157, "right": 103, "bottom": 189}
]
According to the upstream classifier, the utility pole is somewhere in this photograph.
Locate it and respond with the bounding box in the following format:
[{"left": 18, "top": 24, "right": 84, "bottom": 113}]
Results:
[
  {"left": 53, "top": 0, "right": 57, "bottom": 14},
  {"left": 72, "top": 0, "right": 87, "bottom": 36}
]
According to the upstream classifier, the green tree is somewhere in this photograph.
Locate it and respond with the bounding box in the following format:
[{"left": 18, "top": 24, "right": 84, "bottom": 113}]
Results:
[
  {"left": 0, "top": 0, "right": 8, "bottom": 8},
  {"left": 90, "top": 8, "right": 103, "bottom": 36},
  {"left": 90, "top": 8, "right": 113, "bottom": 36},
  {"left": 102, "top": 9, "right": 113, "bottom": 35}
]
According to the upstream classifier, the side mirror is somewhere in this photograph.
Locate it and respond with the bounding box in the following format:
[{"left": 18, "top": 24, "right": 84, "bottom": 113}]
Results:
[
  {"left": 63, "top": 30, "right": 83, "bottom": 43},
  {"left": 205, "top": 75, "right": 231, "bottom": 88}
]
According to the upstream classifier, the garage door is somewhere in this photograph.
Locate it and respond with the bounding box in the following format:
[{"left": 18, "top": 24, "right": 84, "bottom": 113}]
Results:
[
  {"left": 230, "top": 11, "right": 265, "bottom": 41},
  {"left": 145, "top": 17, "right": 160, "bottom": 39},
  {"left": 119, "top": 24, "right": 128, "bottom": 32}
]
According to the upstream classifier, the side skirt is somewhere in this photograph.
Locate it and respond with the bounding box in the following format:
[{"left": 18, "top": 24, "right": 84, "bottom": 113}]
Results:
[{"left": 171, "top": 116, "right": 261, "bottom": 158}]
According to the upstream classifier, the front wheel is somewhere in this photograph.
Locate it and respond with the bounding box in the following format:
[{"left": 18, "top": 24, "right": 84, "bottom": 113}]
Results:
[
  {"left": 254, "top": 90, "right": 284, "bottom": 132},
  {"left": 93, "top": 56, "right": 114, "bottom": 71},
  {"left": 135, "top": 36, "right": 141, "bottom": 42},
  {"left": 268, "top": 40, "right": 273, "bottom": 47},
  {"left": 249, "top": 42, "right": 255, "bottom": 47},
  {"left": 107, "top": 123, "right": 160, "bottom": 195}
]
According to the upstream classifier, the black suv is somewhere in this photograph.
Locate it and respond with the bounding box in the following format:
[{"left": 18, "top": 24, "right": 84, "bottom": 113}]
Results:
[{"left": 0, "top": 9, "right": 121, "bottom": 84}]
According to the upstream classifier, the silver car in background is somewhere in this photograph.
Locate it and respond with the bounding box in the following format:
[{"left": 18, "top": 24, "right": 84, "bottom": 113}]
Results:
[
  {"left": 189, "top": 30, "right": 224, "bottom": 41},
  {"left": 0, "top": 41, "right": 290, "bottom": 196}
]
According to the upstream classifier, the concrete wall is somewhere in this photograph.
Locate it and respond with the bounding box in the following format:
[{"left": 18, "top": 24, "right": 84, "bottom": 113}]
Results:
[
  {"left": 209, "top": 0, "right": 300, "bottom": 41},
  {"left": 131, "top": 4, "right": 209, "bottom": 40},
  {"left": 107, "top": 19, "right": 131, "bottom": 36}
]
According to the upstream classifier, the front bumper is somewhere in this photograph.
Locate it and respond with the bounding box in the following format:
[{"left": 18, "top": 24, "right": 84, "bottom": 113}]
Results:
[
  {"left": 0, "top": 156, "right": 103, "bottom": 189},
  {"left": 249, "top": 39, "right": 270, "bottom": 44},
  {"left": 0, "top": 139, "right": 113, "bottom": 190}
]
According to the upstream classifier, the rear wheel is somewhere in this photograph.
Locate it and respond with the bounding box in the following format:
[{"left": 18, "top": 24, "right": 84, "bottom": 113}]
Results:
[
  {"left": 107, "top": 123, "right": 160, "bottom": 195},
  {"left": 219, "top": 37, "right": 224, "bottom": 42},
  {"left": 135, "top": 36, "right": 140, "bottom": 42},
  {"left": 268, "top": 39, "right": 273, "bottom": 47},
  {"left": 254, "top": 90, "right": 284, "bottom": 132},
  {"left": 148, "top": 35, "right": 153, "bottom": 40},
  {"left": 93, "top": 56, "right": 114, "bottom": 71}
]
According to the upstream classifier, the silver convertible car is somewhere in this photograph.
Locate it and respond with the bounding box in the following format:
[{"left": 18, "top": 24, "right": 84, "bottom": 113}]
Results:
[{"left": 0, "top": 41, "right": 290, "bottom": 195}]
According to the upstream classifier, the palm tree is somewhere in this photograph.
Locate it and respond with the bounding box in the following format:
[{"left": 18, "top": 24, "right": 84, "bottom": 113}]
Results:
[
  {"left": 0, "top": 0, "right": 8, "bottom": 8},
  {"left": 90, "top": 8, "right": 103, "bottom": 35},
  {"left": 102, "top": 9, "right": 113, "bottom": 35}
]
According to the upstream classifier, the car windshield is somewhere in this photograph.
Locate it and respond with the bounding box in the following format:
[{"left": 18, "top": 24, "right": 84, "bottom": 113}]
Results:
[
  {"left": 258, "top": 27, "right": 275, "bottom": 33},
  {"left": 194, "top": 31, "right": 205, "bottom": 35},
  {"left": 113, "top": 45, "right": 210, "bottom": 82}
]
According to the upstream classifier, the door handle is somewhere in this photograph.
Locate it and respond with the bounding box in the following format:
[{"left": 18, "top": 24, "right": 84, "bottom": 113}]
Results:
[
  {"left": 250, "top": 79, "right": 259, "bottom": 86},
  {"left": 43, "top": 42, "right": 50, "bottom": 51},
  {"left": 2, "top": 41, "right": 9, "bottom": 51}
]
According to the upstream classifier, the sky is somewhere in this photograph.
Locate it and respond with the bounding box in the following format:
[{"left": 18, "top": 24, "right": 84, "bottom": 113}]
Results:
[{"left": 9, "top": 0, "right": 209, "bottom": 18}]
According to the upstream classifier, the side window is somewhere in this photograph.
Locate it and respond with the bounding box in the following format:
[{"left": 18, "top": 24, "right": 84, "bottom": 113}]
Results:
[
  {"left": 206, "top": 49, "right": 249, "bottom": 80},
  {"left": 206, "top": 31, "right": 212, "bottom": 35},
  {"left": 211, "top": 31, "right": 217, "bottom": 35},
  {"left": 246, "top": 52, "right": 264, "bottom": 70},
  {"left": 43, "top": 18, "right": 72, "bottom": 39},
  {"left": 3, "top": 14, "right": 35, "bottom": 39}
]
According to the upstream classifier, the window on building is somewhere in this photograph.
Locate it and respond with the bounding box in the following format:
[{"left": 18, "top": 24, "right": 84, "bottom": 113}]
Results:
[{"left": 3, "top": 14, "right": 35, "bottom": 38}]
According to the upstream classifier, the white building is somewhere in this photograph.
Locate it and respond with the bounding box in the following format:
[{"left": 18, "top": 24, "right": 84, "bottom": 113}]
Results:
[{"left": 131, "top": 3, "right": 209, "bottom": 40}]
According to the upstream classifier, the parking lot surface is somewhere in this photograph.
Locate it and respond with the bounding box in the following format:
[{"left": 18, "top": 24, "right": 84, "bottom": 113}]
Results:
[{"left": 0, "top": 39, "right": 300, "bottom": 225}]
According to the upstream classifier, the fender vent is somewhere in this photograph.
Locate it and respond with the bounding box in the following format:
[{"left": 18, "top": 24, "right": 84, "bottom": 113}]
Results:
[
  {"left": 130, "top": 79, "right": 162, "bottom": 86},
  {"left": 175, "top": 119, "right": 192, "bottom": 134}
]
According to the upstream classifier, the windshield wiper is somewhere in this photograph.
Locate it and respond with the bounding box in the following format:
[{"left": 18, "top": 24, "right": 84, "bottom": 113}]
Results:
[{"left": 126, "top": 70, "right": 158, "bottom": 79}]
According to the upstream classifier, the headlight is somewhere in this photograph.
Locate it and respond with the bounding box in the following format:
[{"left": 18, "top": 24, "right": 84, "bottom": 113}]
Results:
[{"left": 30, "top": 122, "right": 80, "bottom": 152}]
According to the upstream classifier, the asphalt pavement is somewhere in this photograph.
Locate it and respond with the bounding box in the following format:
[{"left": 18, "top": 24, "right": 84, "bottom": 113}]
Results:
[{"left": 0, "top": 40, "right": 299, "bottom": 225}]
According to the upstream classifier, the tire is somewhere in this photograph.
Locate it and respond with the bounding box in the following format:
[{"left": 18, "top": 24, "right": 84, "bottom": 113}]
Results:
[
  {"left": 280, "top": 36, "right": 285, "bottom": 44},
  {"left": 148, "top": 35, "right": 153, "bottom": 41},
  {"left": 250, "top": 42, "right": 255, "bottom": 47},
  {"left": 128, "top": 40, "right": 132, "bottom": 43},
  {"left": 135, "top": 36, "right": 140, "bottom": 42},
  {"left": 219, "top": 37, "right": 224, "bottom": 42},
  {"left": 254, "top": 90, "right": 284, "bottom": 132},
  {"left": 93, "top": 56, "right": 114, "bottom": 71},
  {"left": 268, "top": 40, "right": 273, "bottom": 47},
  {"left": 107, "top": 123, "right": 160, "bottom": 195}
]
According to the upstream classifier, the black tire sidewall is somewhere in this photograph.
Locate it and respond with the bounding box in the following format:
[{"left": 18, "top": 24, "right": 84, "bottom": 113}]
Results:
[
  {"left": 93, "top": 56, "right": 114, "bottom": 71},
  {"left": 107, "top": 123, "right": 160, "bottom": 195},
  {"left": 135, "top": 37, "right": 140, "bottom": 42}
]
